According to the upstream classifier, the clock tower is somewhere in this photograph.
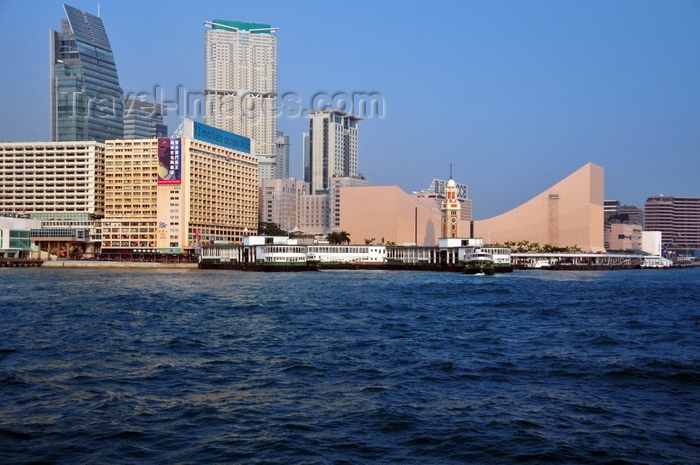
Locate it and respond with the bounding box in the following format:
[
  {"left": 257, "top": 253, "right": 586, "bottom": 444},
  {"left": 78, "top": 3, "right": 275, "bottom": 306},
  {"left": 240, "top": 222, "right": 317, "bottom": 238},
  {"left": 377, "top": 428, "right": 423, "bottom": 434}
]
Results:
[{"left": 441, "top": 178, "right": 461, "bottom": 238}]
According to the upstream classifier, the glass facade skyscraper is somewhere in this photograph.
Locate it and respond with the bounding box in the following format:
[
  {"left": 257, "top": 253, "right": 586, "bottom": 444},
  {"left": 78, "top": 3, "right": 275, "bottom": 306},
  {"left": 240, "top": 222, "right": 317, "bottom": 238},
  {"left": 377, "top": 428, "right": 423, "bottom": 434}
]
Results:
[{"left": 50, "top": 4, "right": 123, "bottom": 143}]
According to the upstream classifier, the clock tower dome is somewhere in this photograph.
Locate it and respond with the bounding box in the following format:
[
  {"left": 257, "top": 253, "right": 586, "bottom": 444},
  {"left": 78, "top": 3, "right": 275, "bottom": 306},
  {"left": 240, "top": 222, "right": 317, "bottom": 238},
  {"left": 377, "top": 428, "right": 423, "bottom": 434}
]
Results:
[{"left": 441, "top": 178, "right": 461, "bottom": 238}]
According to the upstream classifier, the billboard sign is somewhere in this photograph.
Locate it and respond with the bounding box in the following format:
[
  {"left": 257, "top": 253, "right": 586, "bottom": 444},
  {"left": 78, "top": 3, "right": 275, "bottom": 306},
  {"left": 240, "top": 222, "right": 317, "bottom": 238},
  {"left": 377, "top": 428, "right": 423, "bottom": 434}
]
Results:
[
  {"left": 157, "top": 138, "right": 181, "bottom": 184},
  {"left": 192, "top": 121, "right": 251, "bottom": 154}
]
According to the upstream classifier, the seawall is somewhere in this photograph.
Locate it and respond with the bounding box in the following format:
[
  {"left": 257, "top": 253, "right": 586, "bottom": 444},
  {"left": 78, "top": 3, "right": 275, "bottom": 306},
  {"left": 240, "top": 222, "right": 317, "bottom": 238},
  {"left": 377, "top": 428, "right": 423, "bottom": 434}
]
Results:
[{"left": 42, "top": 261, "right": 198, "bottom": 269}]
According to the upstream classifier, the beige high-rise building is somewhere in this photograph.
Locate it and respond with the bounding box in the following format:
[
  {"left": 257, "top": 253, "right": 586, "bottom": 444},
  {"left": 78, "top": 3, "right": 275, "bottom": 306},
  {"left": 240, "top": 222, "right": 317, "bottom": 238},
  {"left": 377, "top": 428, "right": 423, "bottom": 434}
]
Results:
[
  {"left": 103, "top": 135, "right": 258, "bottom": 255},
  {"left": 204, "top": 19, "right": 277, "bottom": 182}
]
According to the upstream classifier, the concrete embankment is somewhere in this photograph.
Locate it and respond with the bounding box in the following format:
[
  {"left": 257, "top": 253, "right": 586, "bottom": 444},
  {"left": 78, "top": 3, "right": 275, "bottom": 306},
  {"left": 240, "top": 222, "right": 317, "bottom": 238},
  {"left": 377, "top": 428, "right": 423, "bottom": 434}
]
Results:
[{"left": 41, "top": 260, "right": 197, "bottom": 269}]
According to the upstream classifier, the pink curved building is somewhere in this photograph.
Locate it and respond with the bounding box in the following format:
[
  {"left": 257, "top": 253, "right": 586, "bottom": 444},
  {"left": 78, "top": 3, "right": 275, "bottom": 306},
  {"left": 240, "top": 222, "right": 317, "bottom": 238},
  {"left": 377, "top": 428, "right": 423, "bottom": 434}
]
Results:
[
  {"left": 338, "top": 163, "right": 605, "bottom": 252},
  {"left": 473, "top": 163, "right": 605, "bottom": 252}
]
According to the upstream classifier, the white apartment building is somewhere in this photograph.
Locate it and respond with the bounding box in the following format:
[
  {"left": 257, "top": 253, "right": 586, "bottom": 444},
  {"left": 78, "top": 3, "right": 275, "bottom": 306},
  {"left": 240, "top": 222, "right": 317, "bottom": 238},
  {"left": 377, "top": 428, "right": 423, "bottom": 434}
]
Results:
[
  {"left": 307, "top": 110, "right": 361, "bottom": 193},
  {"left": 204, "top": 19, "right": 277, "bottom": 182},
  {"left": 0, "top": 141, "right": 105, "bottom": 224},
  {"left": 0, "top": 141, "right": 105, "bottom": 257}
]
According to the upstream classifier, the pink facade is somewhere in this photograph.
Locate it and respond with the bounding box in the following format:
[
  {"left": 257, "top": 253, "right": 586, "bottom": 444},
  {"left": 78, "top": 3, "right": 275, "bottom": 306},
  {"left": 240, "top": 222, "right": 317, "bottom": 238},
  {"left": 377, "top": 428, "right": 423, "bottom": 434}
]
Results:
[
  {"left": 339, "top": 186, "right": 443, "bottom": 245},
  {"left": 474, "top": 163, "right": 605, "bottom": 252},
  {"left": 338, "top": 163, "right": 605, "bottom": 251},
  {"left": 606, "top": 223, "right": 643, "bottom": 251}
]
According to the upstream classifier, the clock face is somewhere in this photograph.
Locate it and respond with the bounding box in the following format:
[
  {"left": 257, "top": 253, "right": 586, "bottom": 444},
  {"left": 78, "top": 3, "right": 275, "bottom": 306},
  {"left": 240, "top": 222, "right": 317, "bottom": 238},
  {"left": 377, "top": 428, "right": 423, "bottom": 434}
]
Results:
[
  {"left": 451, "top": 217, "right": 457, "bottom": 223},
  {"left": 443, "top": 217, "right": 447, "bottom": 223}
]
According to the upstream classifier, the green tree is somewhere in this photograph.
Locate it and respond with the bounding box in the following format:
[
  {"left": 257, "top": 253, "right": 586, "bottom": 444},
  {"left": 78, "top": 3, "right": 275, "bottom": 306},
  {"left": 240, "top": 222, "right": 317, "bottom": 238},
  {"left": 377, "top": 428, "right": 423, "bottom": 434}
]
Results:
[
  {"left": 337, "top": 230, "right": 351, "bottom": 244},
  {"left": 258, "top": 222, "right": 287, "bottom": 236}
]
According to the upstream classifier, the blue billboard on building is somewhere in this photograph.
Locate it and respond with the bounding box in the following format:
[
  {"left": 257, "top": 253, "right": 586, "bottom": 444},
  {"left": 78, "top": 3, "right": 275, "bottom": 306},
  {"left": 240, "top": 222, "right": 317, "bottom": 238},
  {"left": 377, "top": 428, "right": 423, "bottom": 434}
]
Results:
[{"left": 192, "top": 121, "right": 251, "bottom": 154}]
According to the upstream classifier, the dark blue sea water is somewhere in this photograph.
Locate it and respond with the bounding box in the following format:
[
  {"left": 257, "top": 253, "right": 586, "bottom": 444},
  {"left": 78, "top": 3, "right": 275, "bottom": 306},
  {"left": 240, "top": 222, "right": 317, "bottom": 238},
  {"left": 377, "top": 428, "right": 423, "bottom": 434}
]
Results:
[{"left": 1, "top": 267, "right": 698, "bottom": 464}]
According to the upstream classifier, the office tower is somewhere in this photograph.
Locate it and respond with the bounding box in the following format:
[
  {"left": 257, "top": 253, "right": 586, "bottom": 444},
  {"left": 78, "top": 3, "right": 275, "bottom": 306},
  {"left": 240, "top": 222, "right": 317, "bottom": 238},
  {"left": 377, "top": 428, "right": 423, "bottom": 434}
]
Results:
[
  {"left": 307, "top": 110, "right": 361, "bottom": 193},
  {"left": 275, "top": 131, "right": 290, "bottom": 179},
  {"left": 644, "top": 196, "right": 700, "bottom": 254},
  {"left": 50, "top": 4, "right": 123, "bottom": 142},
  {"left": 123, "top": 99, "right": 168, "bottom": 139},
  {"left": 204, "top": 19, "right": 277, "bottom": 180}
]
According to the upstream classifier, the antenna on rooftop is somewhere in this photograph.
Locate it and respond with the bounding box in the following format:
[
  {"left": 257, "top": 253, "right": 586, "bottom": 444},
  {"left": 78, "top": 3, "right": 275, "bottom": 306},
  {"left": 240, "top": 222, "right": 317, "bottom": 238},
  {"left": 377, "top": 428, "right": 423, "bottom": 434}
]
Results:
[
  {"left": 97, "top": 4, "right": 100, "bottom": 17},
  {"left": 450, "top": 163, "right": 453, "bottom": 180}
]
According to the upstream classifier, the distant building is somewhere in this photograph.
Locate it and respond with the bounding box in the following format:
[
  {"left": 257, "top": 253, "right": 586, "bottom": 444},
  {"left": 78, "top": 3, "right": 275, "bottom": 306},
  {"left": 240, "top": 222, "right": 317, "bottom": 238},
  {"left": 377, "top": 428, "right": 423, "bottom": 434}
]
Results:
[
  {"left": 260, "top": 178, "right": 308, "bottom": 232},
  {"left": 644, "top": 196, "right": 700, "bottom": 254},
  {"left": 339, "top": 185, "right": 444, "bottom": 246},
  {"left": 307, "top": 110, "right": 362, "bottom": 193},
  {"left": 605, "top": 223, "right": 642, "bottom": 251},
  {"left": 302, "top": 132, "right": 311, "bottom": 183},
  {"left": 620, "top": 205, "right": 644, "bottom": 226},
  {"left": 604, "top": 200, "right": 620, "bottom": 223},
  {"left": 204, "top": 19, "right": 278, "bottom": 179},
  {"left": 298, "top": 193, "right": 329, "bottom": 236},
  {"left": 50, "top": 4, "right": 123, "bottom": 142},
  {"left": 275, "top": 131, "right": 290, "bottom": 179},
  {"left": 605, "top": 199, "right": 643, "bottom": 225},
  {"left": 123, "top": 99, "right": 168, "bottom": 139}
]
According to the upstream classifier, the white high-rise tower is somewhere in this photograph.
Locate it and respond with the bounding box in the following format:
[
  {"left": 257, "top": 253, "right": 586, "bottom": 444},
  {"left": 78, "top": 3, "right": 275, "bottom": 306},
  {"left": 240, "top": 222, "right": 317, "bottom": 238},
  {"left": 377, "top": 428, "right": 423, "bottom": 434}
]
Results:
[
  {"left": 204, "top": 20, "right": 277, "bottom": 182},
  {"left": 307, "top": 110, "right": 362, "bottom": 193}
]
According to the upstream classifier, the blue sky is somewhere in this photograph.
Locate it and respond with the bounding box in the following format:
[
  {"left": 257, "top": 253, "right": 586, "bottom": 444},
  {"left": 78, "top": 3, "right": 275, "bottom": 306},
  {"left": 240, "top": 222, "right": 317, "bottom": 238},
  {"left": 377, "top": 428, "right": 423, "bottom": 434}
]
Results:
[{"left": 0, "top": 0, "right": 698, "bottom": 219}]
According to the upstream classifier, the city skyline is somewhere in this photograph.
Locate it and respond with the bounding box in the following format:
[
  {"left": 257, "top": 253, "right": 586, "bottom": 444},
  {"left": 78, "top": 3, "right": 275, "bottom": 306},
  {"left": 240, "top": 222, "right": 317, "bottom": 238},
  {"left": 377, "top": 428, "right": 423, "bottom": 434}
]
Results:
[{"left": 0, "top": 0, "right": 698, "bottom": 219}]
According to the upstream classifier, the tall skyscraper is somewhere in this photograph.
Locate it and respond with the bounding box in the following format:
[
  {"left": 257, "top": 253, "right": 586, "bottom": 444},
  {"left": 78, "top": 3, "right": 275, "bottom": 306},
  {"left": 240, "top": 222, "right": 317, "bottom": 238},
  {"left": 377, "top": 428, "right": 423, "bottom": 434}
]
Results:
[
  {"left": 307, "top": 110, "right": 361, "bottom": 193},
  {"left": 50, "top": 4, "right": 123, "bottom": 143},
  {"left": 204, "top": 19, "right": 277, "bottom": 180}
]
